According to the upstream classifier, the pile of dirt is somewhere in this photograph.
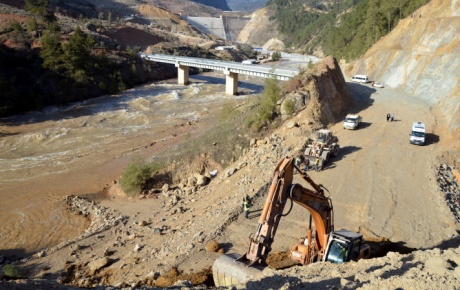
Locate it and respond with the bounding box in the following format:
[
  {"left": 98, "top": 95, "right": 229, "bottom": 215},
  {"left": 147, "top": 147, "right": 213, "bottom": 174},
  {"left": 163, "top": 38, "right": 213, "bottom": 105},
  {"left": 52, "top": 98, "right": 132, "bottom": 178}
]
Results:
[{"left": 138, "top": 5, "right": 186, "bottom": 25}]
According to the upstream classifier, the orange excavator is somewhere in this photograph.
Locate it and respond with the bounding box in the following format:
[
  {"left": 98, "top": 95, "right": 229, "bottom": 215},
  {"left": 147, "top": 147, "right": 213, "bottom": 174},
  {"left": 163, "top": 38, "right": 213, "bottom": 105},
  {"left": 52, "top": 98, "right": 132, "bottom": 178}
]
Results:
[{"left": 213, "top": 157, "right": 370, "bottom": 286}]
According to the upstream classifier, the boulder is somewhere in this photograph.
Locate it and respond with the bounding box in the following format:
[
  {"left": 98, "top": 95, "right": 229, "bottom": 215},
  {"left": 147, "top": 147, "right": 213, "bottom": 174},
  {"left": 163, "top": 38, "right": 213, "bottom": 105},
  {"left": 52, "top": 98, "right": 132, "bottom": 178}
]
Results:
[
  {"left": 87, "top": 257, "right": 111, "bottom": 275},
  {"left": 187, "top": 176, "right": 197, "bottom": 187},
  {"left": 195, "top": 174, "right": 209, "bottom": 186},
  {"left": 226, "top": 168, "right": 237, "bottom": 177},
  {"left": 256, "top": 139, "right": 266, "bottom": 146},
  {"left": 205, "top": 240, "right": 221, "bottom": 252},
  {"left": 237, "top": 162, "right": 248, "bottom": 170}
]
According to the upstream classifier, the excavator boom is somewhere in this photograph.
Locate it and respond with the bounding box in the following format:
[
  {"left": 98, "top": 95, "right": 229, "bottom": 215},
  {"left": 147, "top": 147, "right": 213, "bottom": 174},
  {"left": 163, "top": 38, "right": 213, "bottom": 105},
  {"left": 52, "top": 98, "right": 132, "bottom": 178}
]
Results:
[{"left": 213, "top": 157, "right": 366, "bottom": 287}]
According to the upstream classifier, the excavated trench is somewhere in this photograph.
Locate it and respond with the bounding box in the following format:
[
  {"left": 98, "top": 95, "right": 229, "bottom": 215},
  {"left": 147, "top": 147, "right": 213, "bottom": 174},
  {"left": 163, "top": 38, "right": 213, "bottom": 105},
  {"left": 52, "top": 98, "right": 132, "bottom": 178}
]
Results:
[{"left": 155, "top": 241, "right": 418, "bottom": 288}]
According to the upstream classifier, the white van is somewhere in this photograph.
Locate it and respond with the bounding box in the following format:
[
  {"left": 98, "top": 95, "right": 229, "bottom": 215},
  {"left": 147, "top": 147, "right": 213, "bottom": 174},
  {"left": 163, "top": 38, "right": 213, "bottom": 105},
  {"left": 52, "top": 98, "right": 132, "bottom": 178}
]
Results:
[
  {"left": 343, "top": 114, "right": 362, "bottom": 130},
  {"left": 410, "top": 122, "right": 426, "bottom": 145},
  {"left": 351, "top": 75, "right": 369, "bottom": 83}
]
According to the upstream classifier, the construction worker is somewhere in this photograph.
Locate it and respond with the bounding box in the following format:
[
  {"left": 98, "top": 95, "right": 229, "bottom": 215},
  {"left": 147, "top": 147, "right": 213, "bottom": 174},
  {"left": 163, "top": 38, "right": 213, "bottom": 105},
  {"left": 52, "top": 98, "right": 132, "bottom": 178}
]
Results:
[
  {"left": 304, "top": 158, "right": 310, "bottom": 172},
  {"left": 243, "top": 196, "right": 250, "bottom": 219},
  {"left": 296, "top": 155, "right": 305, "bottom": 168},
  {"left": 315, "top": 157, "right": 320, "bottom": 172}
]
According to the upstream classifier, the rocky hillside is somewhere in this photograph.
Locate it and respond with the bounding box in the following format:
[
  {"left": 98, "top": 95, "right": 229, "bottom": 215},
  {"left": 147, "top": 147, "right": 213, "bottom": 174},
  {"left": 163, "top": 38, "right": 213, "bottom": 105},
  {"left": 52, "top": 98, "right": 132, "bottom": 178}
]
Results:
[
  {"left": 280, "top": 57, "right": 352, "bottom": 124},
  {"left": 347, "top": 0, "right": 460, "bottom": 142},
  {"left": 236, "top": 8, "right": 279, "bottom": 47}
]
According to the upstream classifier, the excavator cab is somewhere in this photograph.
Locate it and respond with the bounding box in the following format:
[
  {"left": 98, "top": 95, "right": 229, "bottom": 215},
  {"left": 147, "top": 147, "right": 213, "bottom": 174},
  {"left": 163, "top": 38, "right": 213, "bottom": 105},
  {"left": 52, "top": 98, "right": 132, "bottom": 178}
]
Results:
[{"left": 324, "top": 230, "right": 370, "bottom": 264}]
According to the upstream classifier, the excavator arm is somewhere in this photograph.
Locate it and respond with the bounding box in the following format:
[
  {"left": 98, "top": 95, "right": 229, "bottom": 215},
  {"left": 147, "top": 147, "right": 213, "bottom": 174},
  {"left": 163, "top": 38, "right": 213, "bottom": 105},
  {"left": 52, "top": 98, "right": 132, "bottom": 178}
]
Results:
[
  {"left": 237, "top": 157, "right": 334, "bottom": 266},
  {"left": 213, "top": 157, "right": 335, "bottom": 286}
]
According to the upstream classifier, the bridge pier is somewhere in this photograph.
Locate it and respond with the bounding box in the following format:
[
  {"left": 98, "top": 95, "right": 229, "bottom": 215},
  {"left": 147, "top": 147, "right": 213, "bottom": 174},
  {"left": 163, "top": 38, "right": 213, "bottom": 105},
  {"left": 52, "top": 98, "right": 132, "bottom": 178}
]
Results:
[
  {"left": 224, "top": 70, "right": 238, "bottom": 95},
  {"left": 176, "top": 63, "right": 189, "bottom": 85}
]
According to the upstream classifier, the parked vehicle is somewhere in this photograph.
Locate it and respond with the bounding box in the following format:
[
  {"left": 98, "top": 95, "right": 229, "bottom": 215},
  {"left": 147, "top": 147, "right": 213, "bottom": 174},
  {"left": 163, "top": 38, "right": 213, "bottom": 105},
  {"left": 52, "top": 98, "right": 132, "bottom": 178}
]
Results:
[
  {"left": 343, "top": 114, "right": 362, "bottom": 130},
  {"left": 410, "top": 122, "right": 426, "bottom": 145},
  {"left": 372, "top": 82, "right": 384, "bottom": 88},
  {"left": 351, "top": 75, "right": 369, "bottom": 83}
]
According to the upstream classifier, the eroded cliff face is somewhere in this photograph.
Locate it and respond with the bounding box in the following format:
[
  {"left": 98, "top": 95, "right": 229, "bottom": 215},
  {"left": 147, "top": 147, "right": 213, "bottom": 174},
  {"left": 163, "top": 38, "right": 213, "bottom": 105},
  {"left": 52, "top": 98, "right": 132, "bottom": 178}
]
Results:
[
  {"left": 281, "top": 56, "right": 352, "bottom": 125},
  {"left": 348, "top": 0, "right": 460, "bottom": 140},
  {"left": 236, "top": 8, "right": 281, "bottom": 47}
]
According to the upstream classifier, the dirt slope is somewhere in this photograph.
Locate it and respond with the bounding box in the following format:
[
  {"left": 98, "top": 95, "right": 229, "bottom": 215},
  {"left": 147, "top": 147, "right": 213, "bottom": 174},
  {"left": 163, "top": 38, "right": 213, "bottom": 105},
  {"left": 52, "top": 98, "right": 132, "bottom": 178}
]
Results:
[{"left": 236, "top": 8, "right": 280, "bottom": 47}]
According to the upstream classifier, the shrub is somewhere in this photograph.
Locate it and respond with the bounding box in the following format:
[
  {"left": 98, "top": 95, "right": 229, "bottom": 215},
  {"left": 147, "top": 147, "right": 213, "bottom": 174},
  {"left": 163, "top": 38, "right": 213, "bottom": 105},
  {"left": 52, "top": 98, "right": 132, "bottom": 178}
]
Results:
[
  {"left": 283, "top": 99, "right": 296, "bottom": 116},
  {"left": 219, "top": 101, "right": 238, "bottom": 123},
  {"left": 271, "top": 51, "right": 281, "bottom": 61},
  {"left": 245, "top": 77, "right": 281, "bottom": 131},
  {"left": 3, "top": 264, "right": 23, "bottom": 279},
  {"left": 285, "top": 77, "right": 302, "bottom": 93},
  {"left": 120, "top": 157, "right": 162, "bottom": 196}
]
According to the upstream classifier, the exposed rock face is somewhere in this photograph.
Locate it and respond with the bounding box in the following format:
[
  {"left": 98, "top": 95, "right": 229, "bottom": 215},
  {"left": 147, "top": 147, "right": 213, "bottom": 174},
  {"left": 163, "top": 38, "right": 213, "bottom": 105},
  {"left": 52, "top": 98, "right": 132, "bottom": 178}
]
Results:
[
  {"left": 262, "top": 38, "right": 285, "bottom": 51},
  {"left": 349, "top": 0, "right": 460, "bottom": 139},
  {"left": 281, "top": 56, "right": 352, "bottom": 125},
  {"left": 237, "top": 8, "right": 280, "bottom": 46}
]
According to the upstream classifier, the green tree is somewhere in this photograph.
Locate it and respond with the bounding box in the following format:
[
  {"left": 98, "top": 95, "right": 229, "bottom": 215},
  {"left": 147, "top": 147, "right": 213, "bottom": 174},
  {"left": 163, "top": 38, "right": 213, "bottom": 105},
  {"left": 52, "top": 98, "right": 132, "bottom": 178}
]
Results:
[
  {"left": 271, "top": 51, "right": 281, "bottom": 61},
  {"left": 365, "top": 0, "right": 380, "bottom": 45},
  {"left": 246, "top": 76, "right": 282, "bottom": 130},
  {"left": 259, "top": 77, "right": 281, "bottom": 121},
  {"left": 24, "top": 0, "right": 48, "bottom": 18},
  {"left": 61, "top": 27, "right": 95, "bottom": 81},
  {"left": 40, "top": 30, "right": 64, "bottom": 72},
  {"left": 24, "top": 0, "right": 55, "bottom": 35}
]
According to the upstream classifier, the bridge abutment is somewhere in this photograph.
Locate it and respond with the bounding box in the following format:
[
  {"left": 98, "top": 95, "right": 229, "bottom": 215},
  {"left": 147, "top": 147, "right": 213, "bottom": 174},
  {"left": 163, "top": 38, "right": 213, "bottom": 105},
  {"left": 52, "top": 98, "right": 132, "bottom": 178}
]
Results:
[{"left": 176, "top": 64, "right": 189, "bottom": 85}]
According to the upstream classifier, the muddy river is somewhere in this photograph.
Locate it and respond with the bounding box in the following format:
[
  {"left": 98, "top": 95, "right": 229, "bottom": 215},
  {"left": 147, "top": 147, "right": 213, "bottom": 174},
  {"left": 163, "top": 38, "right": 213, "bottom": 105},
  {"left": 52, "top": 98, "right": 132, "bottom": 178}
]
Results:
[{"left": 0, "top": 73, "right": 265, "bottom": 256}]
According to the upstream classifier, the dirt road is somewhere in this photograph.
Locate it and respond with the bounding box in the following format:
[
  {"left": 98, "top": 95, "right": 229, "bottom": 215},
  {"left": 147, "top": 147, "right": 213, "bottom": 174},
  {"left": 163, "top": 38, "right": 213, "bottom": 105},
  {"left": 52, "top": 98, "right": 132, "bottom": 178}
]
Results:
[{"left": 216, "top": 81, "right": 457, "bottom": 263}]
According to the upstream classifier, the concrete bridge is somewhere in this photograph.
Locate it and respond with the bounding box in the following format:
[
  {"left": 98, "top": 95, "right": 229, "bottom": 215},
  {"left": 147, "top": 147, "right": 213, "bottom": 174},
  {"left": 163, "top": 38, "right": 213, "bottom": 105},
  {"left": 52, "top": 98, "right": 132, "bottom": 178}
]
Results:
[{"left": 139, "top": 53, "right": 299, "bottom": 95}]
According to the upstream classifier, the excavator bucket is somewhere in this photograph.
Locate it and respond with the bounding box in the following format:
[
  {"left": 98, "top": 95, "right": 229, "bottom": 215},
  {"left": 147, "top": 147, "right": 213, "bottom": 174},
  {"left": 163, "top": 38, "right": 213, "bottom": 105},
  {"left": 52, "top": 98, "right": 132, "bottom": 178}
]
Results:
[{"left": 212, "top": 254, "right": 264, "bottom": 287}]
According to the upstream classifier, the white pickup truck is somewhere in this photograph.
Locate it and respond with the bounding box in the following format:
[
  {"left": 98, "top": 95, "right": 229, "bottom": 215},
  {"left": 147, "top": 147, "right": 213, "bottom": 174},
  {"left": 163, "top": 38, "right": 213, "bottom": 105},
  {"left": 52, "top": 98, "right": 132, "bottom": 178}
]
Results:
[{"left": 343, "top": 114, "right": 362, "bottom": 130}]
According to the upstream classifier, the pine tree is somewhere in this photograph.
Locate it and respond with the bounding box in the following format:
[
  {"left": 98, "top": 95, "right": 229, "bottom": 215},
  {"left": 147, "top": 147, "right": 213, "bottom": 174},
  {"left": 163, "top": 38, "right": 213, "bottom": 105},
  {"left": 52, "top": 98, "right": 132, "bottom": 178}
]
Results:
[{"left": 40, "top": 30, "right": 64, "bottom": 72}]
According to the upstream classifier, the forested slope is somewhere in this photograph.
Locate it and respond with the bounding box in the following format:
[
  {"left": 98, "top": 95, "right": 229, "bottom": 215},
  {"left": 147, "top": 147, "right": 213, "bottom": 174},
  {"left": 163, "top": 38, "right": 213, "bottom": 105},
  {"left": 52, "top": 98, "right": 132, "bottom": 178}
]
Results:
[{"left": 266, "top": 0, "right": 430, "bottom": 60}]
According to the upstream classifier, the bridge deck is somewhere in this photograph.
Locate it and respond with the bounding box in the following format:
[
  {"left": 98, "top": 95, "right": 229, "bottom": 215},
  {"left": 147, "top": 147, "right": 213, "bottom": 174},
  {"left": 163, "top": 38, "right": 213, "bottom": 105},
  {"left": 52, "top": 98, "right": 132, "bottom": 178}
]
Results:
[{"left": 140, "top": 53, "right": 298, "bottom": 81}]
